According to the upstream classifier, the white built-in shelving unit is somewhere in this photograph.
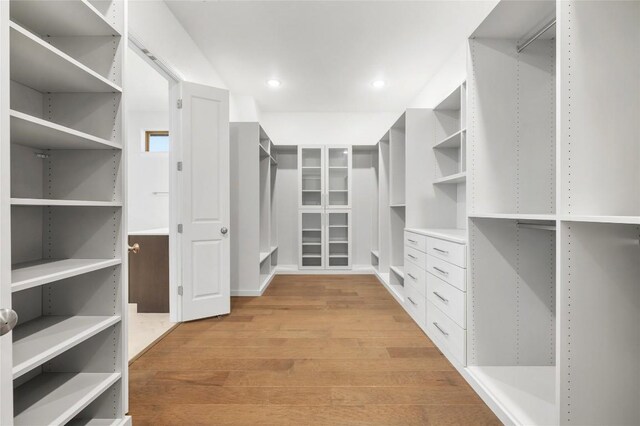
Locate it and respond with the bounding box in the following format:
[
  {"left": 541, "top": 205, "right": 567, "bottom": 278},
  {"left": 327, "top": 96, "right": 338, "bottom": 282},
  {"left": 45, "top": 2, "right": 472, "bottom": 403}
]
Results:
[
  {"left": 230, "top": 123, "right": 279, "bottom": 296},
  {"left": 0, "top": 0, "right": 129, "bottom": 424},
  {"left": 297, "top": 145, "right": 353, "bottom": 270}
]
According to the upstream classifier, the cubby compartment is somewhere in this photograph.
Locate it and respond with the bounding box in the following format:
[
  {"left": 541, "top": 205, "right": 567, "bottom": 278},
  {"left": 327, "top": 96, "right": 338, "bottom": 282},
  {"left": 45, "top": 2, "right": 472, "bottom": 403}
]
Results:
[
  {"left": 11, "top": 143, "right": 122, "bottom": 203},
  {"left": 467, "top": 217, "right": 556, "bottom": 425},
  {"left": 68, "top": 379, "right": 124, "bottom": 426},
  {"left": 558, "top": 1, "right": 640, "bottom": 220},
  {"left": 558, "top": 221, "right": 640, "bottom": 424},
  {"left": 433, "top": 83, "right": 466, "bottom": 185},
  {"left": 13, "top": 325, "right": 122, "bottom": 426},
  {"left": 11, "top": 265, "right": 121, "bottom": 379},
  {"left": 468, "top": 1, "right": 556, "bottom": 216}
]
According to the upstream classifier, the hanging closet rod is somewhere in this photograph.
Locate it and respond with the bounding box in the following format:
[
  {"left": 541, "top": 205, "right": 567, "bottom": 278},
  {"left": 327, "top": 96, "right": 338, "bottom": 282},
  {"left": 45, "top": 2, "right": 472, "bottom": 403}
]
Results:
[
  {"left": 517, "top": 18, "right": 556, "bottom": 53},
  {"left": 516, "top": 221, "right": 556, "bottom": 231}
]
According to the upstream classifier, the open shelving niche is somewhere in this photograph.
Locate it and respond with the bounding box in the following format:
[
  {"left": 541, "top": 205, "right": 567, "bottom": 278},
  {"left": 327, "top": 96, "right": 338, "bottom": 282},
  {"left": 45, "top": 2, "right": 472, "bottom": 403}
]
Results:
[
  {"left": 464, "top": 1, "right": 558, "bottom": 424},
  {"left": 3, "top": 1, "right": 128, "bottom": 424}
]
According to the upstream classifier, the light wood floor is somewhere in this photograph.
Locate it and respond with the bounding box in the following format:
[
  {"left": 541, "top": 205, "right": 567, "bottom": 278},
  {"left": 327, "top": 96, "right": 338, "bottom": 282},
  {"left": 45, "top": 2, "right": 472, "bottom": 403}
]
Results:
[{"left": 129, "top": 275, "right": 500, "bottom": 425}]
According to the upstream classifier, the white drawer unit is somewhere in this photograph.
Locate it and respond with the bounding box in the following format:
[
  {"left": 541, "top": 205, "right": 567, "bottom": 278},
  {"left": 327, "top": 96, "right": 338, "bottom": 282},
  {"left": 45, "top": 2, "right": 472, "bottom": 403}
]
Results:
[
  {"left": 426, "top": 254, "right": 466, "bottom": 291},
  {"left": 404, "top": 231, "right": 427, "bottom": 252},
  {"left": 404, "top": 260, "right": 426, "bottom": 295},
  {"left": 427, "top": 300, "right": 466, "bottom": 365},
  {"left": 426, "top": 272, "right": 466, "bottom": 328},
  {"left": 427, "top": 236, "right": 466, "bottom": 267},
  {"left": 405, "top": 246, "right": 427, "bottom": 269},
  {"left": 404, "top": 280, "right": 426, "bottom": 328}
]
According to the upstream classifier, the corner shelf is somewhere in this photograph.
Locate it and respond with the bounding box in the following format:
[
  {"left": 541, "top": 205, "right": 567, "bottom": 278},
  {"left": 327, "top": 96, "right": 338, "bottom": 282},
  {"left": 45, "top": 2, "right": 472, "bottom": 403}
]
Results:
[
  {"left": 13, "top": 372, "right": 121, "bottom": 426},
  {"left": 433, "top": 172, "right": 466, "bottom": 185},
  {"left": 10, "top": 110, "right": 122, "bottom": 150},
  {"left": 10, "top": 0, "right": 121, "bottom": 37},
  {"left": 11, "top": 258, "right": 122, "bottom": 293},
  {"left": 12, "top": 315, "right": 121, "bottom": 379},
  {"left": 10, "top": 22, "right": 122, "bottom": 93},
  {"left": 433, "top": 128, "right": 465, "bottom": 149}
]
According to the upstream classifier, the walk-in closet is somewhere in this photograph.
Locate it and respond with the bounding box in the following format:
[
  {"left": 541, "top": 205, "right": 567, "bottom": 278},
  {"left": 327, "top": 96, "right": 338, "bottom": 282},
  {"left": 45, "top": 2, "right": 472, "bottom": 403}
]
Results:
[{"left": 1, "top": 0, "right": 638, "bottom": 425}]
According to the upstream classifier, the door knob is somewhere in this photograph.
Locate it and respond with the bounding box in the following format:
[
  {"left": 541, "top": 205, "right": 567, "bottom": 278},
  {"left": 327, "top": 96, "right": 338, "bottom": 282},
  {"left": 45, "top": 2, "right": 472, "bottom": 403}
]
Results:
[
  {"left": 221, "top": 227, "right": 228, "bottom": 235},
  {"left": 0, "top": 309, "right": 18, "bottom": 336},
  {"left": 128, "top": 243, "right": 140, "bottom": 254}
]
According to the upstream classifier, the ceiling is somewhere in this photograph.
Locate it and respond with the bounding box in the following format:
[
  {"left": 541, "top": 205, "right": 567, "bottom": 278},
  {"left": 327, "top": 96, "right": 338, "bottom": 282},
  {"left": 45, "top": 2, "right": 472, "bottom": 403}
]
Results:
[
  {"left": 164, "top": 1, "right": 496, "bottom": 113},
  {"left": 126, "top": 46, "right": 169, "bottom": 113}
]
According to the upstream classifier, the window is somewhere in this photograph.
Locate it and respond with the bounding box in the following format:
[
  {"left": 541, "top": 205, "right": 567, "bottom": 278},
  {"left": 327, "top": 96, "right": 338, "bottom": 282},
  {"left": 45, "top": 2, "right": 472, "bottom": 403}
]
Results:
[{"left": 145, "top": 130, "right": 169, "bottom": 152}]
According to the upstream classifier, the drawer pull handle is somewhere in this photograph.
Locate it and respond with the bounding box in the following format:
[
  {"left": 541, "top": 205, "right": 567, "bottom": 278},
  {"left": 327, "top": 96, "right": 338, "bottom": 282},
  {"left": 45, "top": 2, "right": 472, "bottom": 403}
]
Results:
[
  {"left": 407, "top": 273, "right": 417, "bottom": 280},
  {"left": 408, "top": 239, "right": 418, "bottom": 244},
  {"left": 407, "top": 297, "right": 418, "bottom": 306},
  {"left": 433, "top": 247, "right": 449, "bottom": 254},
  {"left": 408, "top": 254, "right": 418, "bottom": 260},
  {"left": 433, "top": 266, "right": 449, "bottom": 276},
  {"left": 433, "top": 291, "right": 449, "bottom": 303},
  {"left": 433, "top": 322, "right": 449, "bottom": 336}
]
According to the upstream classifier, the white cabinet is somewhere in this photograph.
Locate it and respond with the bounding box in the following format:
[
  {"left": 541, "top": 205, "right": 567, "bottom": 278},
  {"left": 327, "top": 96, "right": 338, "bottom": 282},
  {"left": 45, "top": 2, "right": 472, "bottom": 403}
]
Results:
[
  {"left": 298, "top": 210, "right": 352, "bottom": 270},
  {"left": 298, "top": 145, "right": 351, "bottom": 209},
  {"left": 299, "top": 211, "right": 324, "bottom": 269},
  {"left": 298, "top": 146, "right": 352, "bottom": 270},
  {"left": 326, "top": 210, "right": 352, "bottom": 269}
]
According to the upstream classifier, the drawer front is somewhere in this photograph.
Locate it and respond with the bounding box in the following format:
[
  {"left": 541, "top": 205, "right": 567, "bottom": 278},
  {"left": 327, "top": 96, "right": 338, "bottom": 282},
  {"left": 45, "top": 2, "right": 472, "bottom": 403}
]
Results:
[
  {"left": 404, "top": 280, "right": 426, "bottom": 328},
  {"left": 405, "top": 246, "right": 427, "bottom": 269},
  {"left": 426, "top": 273, "right": 466, "bottom": 328},
  {"left": 426, "top": 254, "right": 466, "bottom": 292},
  {"left": 426, "top": 237, "right": 466, "bottom": 268},
  {"left": 404, "top": 261, "right": 426, "bottom": 296},
  {"left": 427, "top": 301, "right": 466, "bottom": 365},
  {"left": 404, "top": 231, "right": 427, "bottom": 253}
]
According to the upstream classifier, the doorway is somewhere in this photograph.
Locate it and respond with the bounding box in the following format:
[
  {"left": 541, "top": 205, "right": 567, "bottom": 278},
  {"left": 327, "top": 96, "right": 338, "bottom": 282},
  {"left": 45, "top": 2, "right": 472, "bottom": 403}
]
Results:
[{"left": 126, "top": 39, "right": 176, "bottom": 360}]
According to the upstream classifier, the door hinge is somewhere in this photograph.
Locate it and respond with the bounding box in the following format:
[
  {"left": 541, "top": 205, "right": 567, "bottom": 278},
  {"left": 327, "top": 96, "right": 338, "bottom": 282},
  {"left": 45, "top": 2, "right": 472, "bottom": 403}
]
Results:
[
  {"left": 177, "top": 99, "right": 183, "bottom": 109},
  {"left": 177, "top": 161, "right": 183, "bottom": 171},
  {"left": 177, "top": 224, "right": 183, "bottom": 233},
  {"left": 178, "top": 286, "right": 183, "bottom": 296}
]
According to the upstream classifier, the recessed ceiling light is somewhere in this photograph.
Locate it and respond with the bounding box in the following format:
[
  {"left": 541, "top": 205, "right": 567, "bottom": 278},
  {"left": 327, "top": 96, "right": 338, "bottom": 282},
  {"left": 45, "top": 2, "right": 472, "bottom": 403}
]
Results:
[
  {"left": 372, "top": 80, "right": 386, "bottom": 88},
  {"left": 267, "top": 79, "right": 281, "bottom": 88}
]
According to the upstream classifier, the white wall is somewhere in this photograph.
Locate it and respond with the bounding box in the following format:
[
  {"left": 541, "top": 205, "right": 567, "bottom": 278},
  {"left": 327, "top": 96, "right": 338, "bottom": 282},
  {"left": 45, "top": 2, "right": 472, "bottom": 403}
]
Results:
[
  {"left": 261, "top": 112, "right": 402, "bottom": 146},
  {"left": 128, "top": 0, "right": 260, "bottom": 122},
  {"left": 127, "top": 110, "right": 170, "bottom": 233}
]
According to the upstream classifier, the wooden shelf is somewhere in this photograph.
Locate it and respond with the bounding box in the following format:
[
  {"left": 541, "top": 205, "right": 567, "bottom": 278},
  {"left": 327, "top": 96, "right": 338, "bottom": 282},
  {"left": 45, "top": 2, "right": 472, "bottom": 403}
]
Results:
[
  {"left": 13, "top": 315, "right": 121, "bottom": 379},
  {"left": 14, "top": 372, "right": 121, "bottom": 426},
  {"left": 433, "top": 172, "right": 466, "bottom": 185},
  {"left": 11, "top": 0, "right": 120, "bottom": 37},
  {"left": 390, "top": 265, "right": 405, "bottom": 279},
  {"left": 11, "top": 198, "right": 122, "bottom": 207},
  {"left": 10, "top": 110, "right": 121, "bottom": 150},
  {"left": 12, "top": 258, "right": 122, "bottom": 293},
  {"left": 10, "top": 22, "right": 122, "bottom": 93},
  {"left": 434, "top": 128, "right": 465, "bottom": 149}
]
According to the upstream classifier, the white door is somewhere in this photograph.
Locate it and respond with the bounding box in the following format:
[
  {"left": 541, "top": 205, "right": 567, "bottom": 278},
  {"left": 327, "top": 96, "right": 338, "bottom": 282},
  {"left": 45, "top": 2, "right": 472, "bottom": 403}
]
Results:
[
  {"left": 174, "top": 82, "right": 230, "bottom": 321},
  {"left": 298, "top": 146, "right": 324, "bottom": 209},
  {"left": 326, "top": 146, "right": 352, "bottom": 208}
]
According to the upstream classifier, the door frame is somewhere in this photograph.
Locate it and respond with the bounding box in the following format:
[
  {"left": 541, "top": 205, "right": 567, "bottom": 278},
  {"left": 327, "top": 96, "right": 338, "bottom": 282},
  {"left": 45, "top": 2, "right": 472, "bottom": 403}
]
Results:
[{"left": 128, "top": 34, "right": 184, "bottom": 322}]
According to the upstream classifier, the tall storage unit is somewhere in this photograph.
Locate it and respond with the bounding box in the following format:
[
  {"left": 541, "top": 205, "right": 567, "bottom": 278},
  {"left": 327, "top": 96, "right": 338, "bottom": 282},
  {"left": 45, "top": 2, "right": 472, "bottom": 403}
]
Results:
[
  {"left": 230, "top": 123, "right": 278, "bottom": 296},
  {"left": 297, "top": 145, "right": 352, "bottom": 270},
  {"left": 0, "top": 0, "right": 130, "bottom": 424},
  {"left": 463, "top": 1, "right": 640, "bottom": 424}
]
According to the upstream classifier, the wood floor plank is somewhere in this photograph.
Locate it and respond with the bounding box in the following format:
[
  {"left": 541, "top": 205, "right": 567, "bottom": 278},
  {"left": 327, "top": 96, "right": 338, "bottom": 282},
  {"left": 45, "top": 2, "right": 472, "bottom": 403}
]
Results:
[{"left": 128, "top": 274, "right": 500, "bottom": 425}]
